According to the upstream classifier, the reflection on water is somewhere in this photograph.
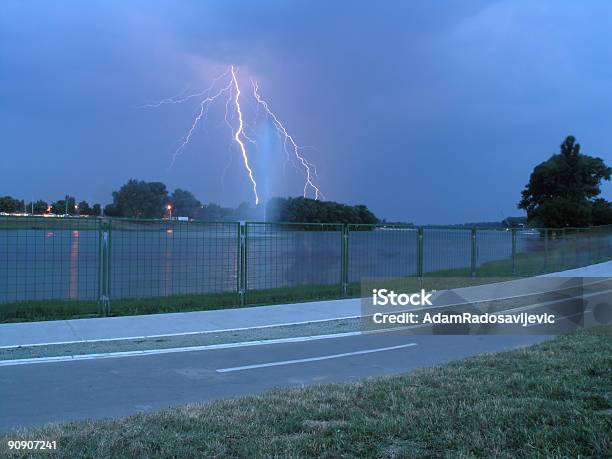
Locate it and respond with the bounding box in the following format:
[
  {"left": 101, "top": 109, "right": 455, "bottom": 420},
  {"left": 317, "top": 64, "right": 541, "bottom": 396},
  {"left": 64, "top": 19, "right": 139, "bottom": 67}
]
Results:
[
  {"left": 69, "top": 230, "right": 79, "bottom": 299},
  {"left": 164, "top": 238, "right": 173, "bottom": 295}
]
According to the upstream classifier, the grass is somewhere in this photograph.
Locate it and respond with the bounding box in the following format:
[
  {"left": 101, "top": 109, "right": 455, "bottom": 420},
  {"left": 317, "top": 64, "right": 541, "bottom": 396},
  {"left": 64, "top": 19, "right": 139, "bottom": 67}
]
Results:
[
  {"left": 1, "top": 326, "right": 610, "bottom": 458},
  {"left": 2, "top": 248, "right": 609, "bottom": 323},
  {"left": 0, "top": 285, "right": 344, "bottom": 323}
]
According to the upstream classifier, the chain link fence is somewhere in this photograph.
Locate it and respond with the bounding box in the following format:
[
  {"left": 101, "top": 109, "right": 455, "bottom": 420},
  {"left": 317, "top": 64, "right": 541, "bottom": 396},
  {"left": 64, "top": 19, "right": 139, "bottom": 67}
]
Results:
[{"left": 1, "top": 216, "right": 611, "bottom": 320}]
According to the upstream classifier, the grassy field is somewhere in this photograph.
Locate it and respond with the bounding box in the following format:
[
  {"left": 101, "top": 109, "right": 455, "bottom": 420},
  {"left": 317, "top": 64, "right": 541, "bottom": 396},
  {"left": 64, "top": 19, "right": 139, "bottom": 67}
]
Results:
[
  {"left": 1, "top": 326, "right": 610, "bottom": 458},
  {"left": 1, "top": 246, "right": 609, "bottom": 323}
]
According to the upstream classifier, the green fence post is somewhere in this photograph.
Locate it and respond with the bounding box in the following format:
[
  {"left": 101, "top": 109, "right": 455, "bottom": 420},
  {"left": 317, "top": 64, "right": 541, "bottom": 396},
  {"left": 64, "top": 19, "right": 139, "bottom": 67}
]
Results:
[
  {"left": 239, "top": 222, "right": 246, "bottom": 306},
  {"left": 98, "top": 219, "right": 111, "bottom": 316},
  {"left": 236, "top": 222, "right": 242, "bottom": 305},
  {"left": 106, "top": 219, "right": 112, "bottom": 315},
  {"left": 511, "top": 228, "right": 517, "bottom": 276},
  {"left": 97, "top": 219, "right": 102, "bottom": 312},
  {"left": 470, "top": 228, "right": 477, "bottom": 278},
  {"left": 341, "top": 224, "right": 348, "bottom": 297}
]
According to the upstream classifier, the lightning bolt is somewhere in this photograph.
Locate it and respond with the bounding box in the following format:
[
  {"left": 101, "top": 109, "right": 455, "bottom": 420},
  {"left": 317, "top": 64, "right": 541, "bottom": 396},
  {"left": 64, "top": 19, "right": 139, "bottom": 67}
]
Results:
[
  {"left": 251, "top": 79, "right": 322, "bottom": 200},
  {"left": 144, "top": 64, "right": 323, "bottom": 205},
  {"left": 142, "top": 68, "right": 231, "bottom": 108},
  {"left": 230, "top": 66, "right": 259, "bottom": 204},
  {"left": 171, "top": 75, "right": 233, "bottom": 167}
]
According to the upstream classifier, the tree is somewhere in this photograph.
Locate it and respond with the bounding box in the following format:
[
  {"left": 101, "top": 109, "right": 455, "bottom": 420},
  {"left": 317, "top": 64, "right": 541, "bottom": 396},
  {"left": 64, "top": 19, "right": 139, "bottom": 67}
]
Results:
[
  {"left": 0, "top": 196, "right": 24, "bottom": 213},
  {"left": 103, "top": 203, "right": 119, "bottom": 217},
  {"left": 30, "top": 200, "right": 48, "bottom": 215},
  {"left": 75, "top": 200, "right": 100, "bottom": 216},
  {"left": 50, "top": 196, "right": 77, "bottom": 215},
  {"left": 518, "top": 136, "right": 611, "bottom": 227},
  {"left": 355, "top": 205, "right": 378, "bottom": 224},
  {"left": 592, "top": 199, "right": 612, "bottom": 225},
  {"left": 77, "top": 200, "right": 92, "bottom": 215},
  {"left": 266, "top": 197, "right": 379, "bottom": 224},
  {"left": 107, "top": 179, "right": 169, "bottom": 218},
  {"left": 170, "top": 189, "right": 201, "bottom": 220}
]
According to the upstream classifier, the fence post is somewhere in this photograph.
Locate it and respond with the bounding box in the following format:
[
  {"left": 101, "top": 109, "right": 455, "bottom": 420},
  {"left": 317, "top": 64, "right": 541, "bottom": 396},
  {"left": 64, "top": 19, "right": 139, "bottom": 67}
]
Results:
[
  {"left": 470, "top": 228, "right": 477, "bottom": 278},
  {"left": 98, "top": 219, "right": 111, "bottom": 316},
  {"left": 511, "top": 228, "right": 517, "bottom": 276},
  {"left": 107, "top": 219, "right": 112, "bottom": 315},
  {"left": 97, "top": 219, "right": 102, "bottom": 309},
  {"left": 236, "top": 222, "right": 241, "bottom": 305},
  {"left": 341, "top": 224, "right": 348, "bottom": 297},
  {"left": 238, "top": 222, "right": 246, "bottom": 306}
]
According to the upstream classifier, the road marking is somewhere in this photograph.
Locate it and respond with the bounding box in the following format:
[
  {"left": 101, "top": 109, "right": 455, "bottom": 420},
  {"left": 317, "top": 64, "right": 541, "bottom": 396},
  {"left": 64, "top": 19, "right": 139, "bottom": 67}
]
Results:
[
  {"left": 0, "top": 331, "right": 364, "bottom": 367},
  {"left": 216, "top": 342, "right": 418, "bottom": 373}
]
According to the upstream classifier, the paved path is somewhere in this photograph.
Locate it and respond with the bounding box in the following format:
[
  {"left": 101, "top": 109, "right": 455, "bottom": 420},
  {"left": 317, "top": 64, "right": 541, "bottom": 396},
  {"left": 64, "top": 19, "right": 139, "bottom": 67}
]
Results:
[
  {"left": 0, "top": 331, "right": 550, "bottom": 431},
  {"left": 1, "top": 261, "right": 610, "bottom": 348},
  {"left": 1, "top": 274, "right": 608, "bottom": 431}
]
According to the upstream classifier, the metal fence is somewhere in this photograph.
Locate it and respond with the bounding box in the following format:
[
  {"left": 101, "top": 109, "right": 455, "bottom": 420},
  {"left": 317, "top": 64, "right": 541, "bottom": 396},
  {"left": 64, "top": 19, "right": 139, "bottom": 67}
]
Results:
[{"left": 1, "top": 216, "right": 611, "bottom": 316}]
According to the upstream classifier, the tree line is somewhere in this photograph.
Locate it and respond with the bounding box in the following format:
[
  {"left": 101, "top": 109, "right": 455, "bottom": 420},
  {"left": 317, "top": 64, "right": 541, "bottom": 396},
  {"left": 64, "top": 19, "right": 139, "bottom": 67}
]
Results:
[
  {"left": 101, "top": 180, "right": 263, "bottom": 221},
  {"left": 102, "top": 180, "right": 379, "bottom": 223},
  {"left": 1, "top": 179, "right": 379, "bottom": 224},
  {"left": 0, "top": 196, "right": 101, "bottom": 216},
  {"left": 266, "top": 197, "right": 378, "bottom": 224}
]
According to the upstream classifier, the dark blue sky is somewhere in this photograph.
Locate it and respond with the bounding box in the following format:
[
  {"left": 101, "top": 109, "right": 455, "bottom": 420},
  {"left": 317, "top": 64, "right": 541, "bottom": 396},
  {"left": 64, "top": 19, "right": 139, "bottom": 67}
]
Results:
[{"left": 1, "top": 0, "right": 611, "bottom": 223}]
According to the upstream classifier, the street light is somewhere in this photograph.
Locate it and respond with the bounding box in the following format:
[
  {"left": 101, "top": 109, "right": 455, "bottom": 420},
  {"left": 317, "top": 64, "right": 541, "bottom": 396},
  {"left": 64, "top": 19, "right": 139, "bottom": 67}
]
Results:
[{"left": 167, "top": 204, "right": 172, "bottom": 220}]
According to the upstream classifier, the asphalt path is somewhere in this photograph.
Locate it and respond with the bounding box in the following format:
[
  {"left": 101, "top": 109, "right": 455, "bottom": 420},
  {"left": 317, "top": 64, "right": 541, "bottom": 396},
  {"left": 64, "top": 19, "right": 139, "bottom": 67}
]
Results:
[
  {"left": 2, "top": 285, "right": 609, "bottom": 433},
  {"left": 0, "top": 331, "right": 550, "bottom": 432}
]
